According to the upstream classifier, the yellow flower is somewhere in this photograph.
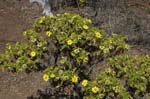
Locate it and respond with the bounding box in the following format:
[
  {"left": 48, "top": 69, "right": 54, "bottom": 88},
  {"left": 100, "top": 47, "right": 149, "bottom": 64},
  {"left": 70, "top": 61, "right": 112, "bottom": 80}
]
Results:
[
  {"left": 92, "top": 86, "right": 99, "bottom": 93},
  {"left": 95, "top": 32, "right": 102, "bottom": 38},
  {"left": 67, "top": 39, "right": 73, "bottom": 45},
  {"left": 43, "top": 74, "right": 49, "bottom": 82},
  {"left": 50, "top": 73, "right": 55, "bottom": 79},
  {"left": 83, "top": 25, "right": 89, "bottom": 30},
  {"left": 46, "top": 31, "right": 52, "bottom": 37},
  {"left": 81, "top": 80, "right": 88, "bottom": 87},
  {"left": 72, "top": 75, "right": 78, "bottom": 83},
  {"left": 30, "top": 51, "right": 36, "bottom": 57}
]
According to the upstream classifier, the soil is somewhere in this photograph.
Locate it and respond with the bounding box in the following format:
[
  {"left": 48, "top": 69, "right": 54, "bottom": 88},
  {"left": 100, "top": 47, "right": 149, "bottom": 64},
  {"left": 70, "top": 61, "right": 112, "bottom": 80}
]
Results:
[
  {"left": 0, "top": 0, "right": 150, "bottom": 99},
  {"left": 0, "top": 70, "right": 48, "bottom": 99},
  {"left": 0, "top": 0, "right": 42, "bottom": 53}
]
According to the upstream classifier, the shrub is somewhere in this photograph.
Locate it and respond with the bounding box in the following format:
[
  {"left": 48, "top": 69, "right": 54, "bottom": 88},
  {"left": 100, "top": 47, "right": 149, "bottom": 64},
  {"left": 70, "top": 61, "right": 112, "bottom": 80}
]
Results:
[
  {"left": 29, "top": 13, "right": 129, "bottom": 98},
  {"left": 108, "top": 54, "right": 150, "bottom": 98}
]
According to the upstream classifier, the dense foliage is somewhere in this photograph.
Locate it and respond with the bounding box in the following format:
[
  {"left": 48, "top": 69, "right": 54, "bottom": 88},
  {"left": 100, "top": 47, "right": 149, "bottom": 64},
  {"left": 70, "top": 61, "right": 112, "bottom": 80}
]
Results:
[
  {"left": 0, "top": 31, "right": 47, "bottom": 72},
  {"left": 0, "top": 13, "right": 150, "bottom": 99}
]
